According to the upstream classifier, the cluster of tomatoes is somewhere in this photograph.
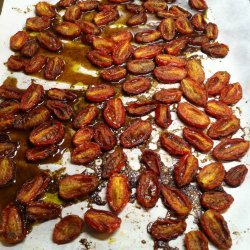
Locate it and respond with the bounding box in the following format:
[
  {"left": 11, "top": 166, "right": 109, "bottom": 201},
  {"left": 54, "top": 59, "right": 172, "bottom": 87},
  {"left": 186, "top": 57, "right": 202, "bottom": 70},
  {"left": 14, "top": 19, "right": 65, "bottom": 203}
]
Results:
[{"left": 0, "top": 0, "right": 249, "bottom": 249}]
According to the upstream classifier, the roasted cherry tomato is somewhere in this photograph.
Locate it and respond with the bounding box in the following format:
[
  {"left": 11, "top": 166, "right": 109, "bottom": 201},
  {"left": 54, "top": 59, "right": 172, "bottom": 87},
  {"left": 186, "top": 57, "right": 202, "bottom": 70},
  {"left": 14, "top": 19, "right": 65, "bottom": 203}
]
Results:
[
  {"left": 160, "top": 132, "right": 191, "bottom": 156},
  {"left": 104, "top": 98, "right": 126, "bottom": 129},
  {"left": 200, "top": 210, "right": 232, "bottom": 249},
  {"left": 84, "top": 209, "right": 121, "bottom": 233},
  {"left": 71, "top": 141, "right": 101, "bottom": 165},
  {"left": 29, "top": 122, "right": 64, "bottom": 146},
  {"left": 53, "top": 215, "right": 83, "bottom": 244},
  {"left": 59, "top": 174, "right": 98, "bottom": 200},
  {"left": 120, "top": 120, "right": 152, "bottom": 148},
  {"left": 107, "top": 173, "right": 131, "bottom": 213},
  {"left": 174, "top": 154, "right": 199, "bottom": 188},
  {"left": 137, "top": 170, "right": 160, "bottom": 208}
]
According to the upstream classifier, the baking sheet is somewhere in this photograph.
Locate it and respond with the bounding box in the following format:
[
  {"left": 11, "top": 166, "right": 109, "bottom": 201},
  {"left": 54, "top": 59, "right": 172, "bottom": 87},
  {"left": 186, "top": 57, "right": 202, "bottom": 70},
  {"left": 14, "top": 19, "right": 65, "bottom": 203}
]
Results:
[{"left": 0, "top": 0, "right": 250, "bottom": 249}]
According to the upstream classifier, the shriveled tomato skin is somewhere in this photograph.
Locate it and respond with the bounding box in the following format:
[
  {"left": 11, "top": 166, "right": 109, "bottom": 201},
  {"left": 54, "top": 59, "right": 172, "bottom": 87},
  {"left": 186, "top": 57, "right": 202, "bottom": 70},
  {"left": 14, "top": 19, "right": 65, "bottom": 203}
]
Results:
[
  {"left": 143, "top": 0, "right": 167, "bottom": 13},
  {"left": 165, "top": 37, "right": 188, "bottom": 55},
  {"left": 0, "top": 100, "right": 20, "bottom": 117},
  {"left": 53, "top": 215, "right": 84, "bottom": 245},
  {"left": 150, "top": 218, "right": 187, "bottom": 241},
  {"left": 120, "top": 120, "right": 152, "bottom": 148},
  {"left": 25, "top": 55, "right": 47, "bottom": 74},
  {"left": 84, "top": 209, "right": 121, "bottom": 233},
  {"left": 73, "top": 105, "right": 99, "bottom": 129},
  {"left": 206, "top": 23, "right": 218, "bottom": 40},
  {"left": 35, "top": 2, "right": 56, "bottom": 18},
  {"left": 186, "top": 59, "right": 205, "bottom": 85},
  {"left": 126, "top": 3, "right": 144, "bottom": 14},
  {"left": 123, "top": 77, "right": 151, "bottom": 95},
  {"left": 177, "top": 102, "right": 210, "bottom": 129},
  {"left": 175, "top": 16, "right": 194, "bottom": 35},
  {"left": 21, "top": 39, "right": 39, "bottom": 58},
  {"left": 29, "top": 122, "right": 64, "bottom": 146},
  {"left": 93, "top": 37, "right": 114, "bottom": 53},
  {"left": 225, "top": 165, "right": 248, "bottom": 187},
  {"left": 94, "top": 9, "right": 119, "bottom": 26},
  {"left": 16, "top": 172, "right": 51, "bottom": 204},
  {"left": 14, "top": 106, "right": 51, "bottom": 130},
  {"left": 7, "top": 56, "right": 25, "bottom": 71},
  {"left": 26, "top": 145, "right": 58, "bottom": 162},
  {"left": 44, "top": 57, "right": 65, "bottom": 80},
  {"left": 207, "top": 115, "right": 240, "bottom": 139},
  {"left": 64, "top": 5, "right": 81, "bottom": 22},
  {"left": 87, "top": 50, "right": 113, "bottom": 68},
  {"left": 26, "top": 16, "right": 51, "bottom": 32},
  {"left": 135, "top": 30, "right": 161, "bottom": 43},
  {"left": 169, "top": 5, "right": 192, "bottom": 19},
  {"left": 78, "top": 1, "right": 99, "bottom": 11},
  {"left": 200, "top": 210, "right": 232, "bottom": 249},
  {"left": 174, "top": 154, "right": 199, "bottom": 188},
  {"left": 72, "top": 127, "right": 94, "bottom": 147},
  {"left": 205, "top": 71, "right": 230, "bottom": 96},
  {"left": 107, "top": 173, "right": 131, "bottom": 213},
  {"left": 153, "top": 88, "right": 182, "bottom": 104},
  {"left": 0, "top": 157, "right": 15, "bottom": 186},
  {"left": 137, "top": 170, "right": 160, "bottom": 208},
  {"left": 127, "top": 12, "right": 147, "bottom": 26},
  {"left": 127, "top": 59, "right": 155, "bottom": 75},
  {"left": 94, "top": 123, "right": 117, "bottom": 151},
  {"left": 71, "top": 141, "right": 101, "bottom": 165},
  {"left": 58, "top": 0, "right": 76, "bottom": 7},
  {"left": 154, "top": 66, "right": 187, "bottom": 84},
  {"left": 184, "top": 230, "right": 209, "bottom": 250},
  {"left": 205, "top": 100, "right": 233, "bottom": 119},
  {"left": 126, "top": 100, "right": 157, "bottom": 116},
  {"left": 10, "top": 31, "right": 29, "bottom": 51},
  {"left": 160, "top": 132, "right": 191, "bottom": 156},
  {"left": 112, "top": 31, "right": 133, "bottom": 43},
  {"left": 0, "top": 85, "right": 23, "bottom": 100},
  {"left": 197, "top": 162, "right": 225, "bottom": 190},
  {"left": 59, "top": 174, "right": 99, "bottom": 200},
  {"left": 188, "top": 34, "right": 209, "bottom": 46},
  {"left": 101, "top": 66, "right": 127, "bottom": 82},
  {"left": 46, "top": 100, "right": 73, "bottom": 121},
  {"left": 220, "top": 82, "right": 242, "bottom": 105},
  {"left": 47, "top": 88, "right": 77, "bottom": 101},
  {"left": 0, "top": 203, "right": 26, "bottom": 244},
  {"left": 155, "top": 104, "right": 172, "bottom": 129},
  {"left": 202, "top": 42, "right": 229, "bottom": 58},
  {"left": 77, "top": 20, "right": 100, "bottom": 35},
  {"left": 20, "top": 83, "right": 44, "bottom": 111},
  {"left": 159, "top": 17, "right": 176, "bottom": 41},
  {"left": 191, "top": 13, "right": 207, "bottom": 31},
  {"left": 156, "top": 54, "right": 186, "bottom": 67},
  {"left": 212, "top": 138, "right": 249, "bottom": 161},
  {"left": 181, "top": 78, "right": 207, "bottom": 107},
  {"left": 113, "top": 40, "right": 133, "bottom": 65},
  {"left": 161, "top": 184, "right": 192, "bottom": 217},
  {"left": 183, "top": 127, "right": 213, "bottom": 153},
  {"left": 141, "top": 150, "right": 162, "bottom": 175},
  {"left": 104, "top": 98, "right": 126, "bottom": 129},
  {"left": 189, "top": 0, "right": 208, "bottom": 11},
  {"left": 133, "top": 44, "right": 163, "bottom": 60},
  {"left": 54, "top": 21, "right": 81, "bottom": 38},
  {"left": 37, "top": 31, "right": 62, "bottom": 52},
  {"left": 0, "top": 116, "right": 17, "bottom": 131},
  {"left": 201, "top": 191, "right": 234, "bottom": 211},
  {"left": 26, "top": 201, "right": 61, "bottom": 222},
  {"left": 102, "top": 147, "right": 127, "bottom": 179}
]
